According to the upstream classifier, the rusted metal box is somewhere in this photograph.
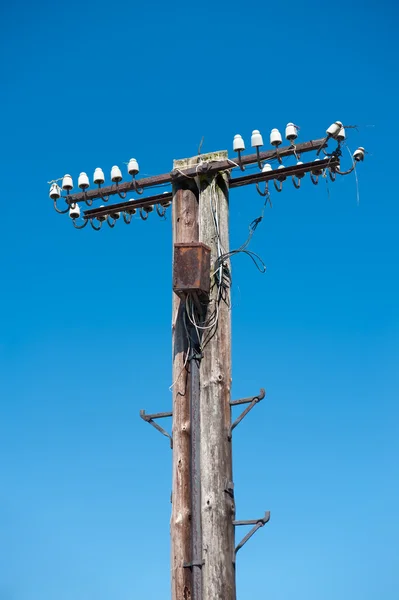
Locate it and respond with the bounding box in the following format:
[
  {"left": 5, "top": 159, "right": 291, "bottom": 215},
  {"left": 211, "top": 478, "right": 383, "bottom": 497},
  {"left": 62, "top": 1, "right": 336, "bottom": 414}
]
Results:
[{"left": 173, "top": 242, "right": 211, "bottom": 300}]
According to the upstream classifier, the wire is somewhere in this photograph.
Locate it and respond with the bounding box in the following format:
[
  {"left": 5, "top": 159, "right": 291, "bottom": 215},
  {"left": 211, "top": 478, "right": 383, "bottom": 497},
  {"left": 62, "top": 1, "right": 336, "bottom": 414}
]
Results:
[
  {"left": 185, "top": 291, "right": 222, "bottom": 355},
  {"left": 207, "top": 177, "right": 226, "bottom": 303},
  {"left": 345, "top": 145, "right": 360, "bottom": 206},
  {"left": 169, "top": 307, "right": 191, "bottom": 391},
  {"left": 186, "top": 295, "right": 219, "bottom": 332},
  {"left": 171, "top": 168, "right": 270, "bottom": 374},
  {"left": 213, "top": 193, "right": 269, "bottom": 277}
]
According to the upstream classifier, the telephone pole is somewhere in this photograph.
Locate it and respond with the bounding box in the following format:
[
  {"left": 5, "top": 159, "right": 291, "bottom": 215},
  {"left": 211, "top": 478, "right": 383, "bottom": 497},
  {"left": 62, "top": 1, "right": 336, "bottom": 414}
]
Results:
[
  {"left": 171, "top": 165, "right": 200, "bottom": 599},
  {"left": 197, "top": 155, "right": 235, "bottom": 600},
  {"left": 49, "top": 125, "right": 365, "bottom": 600},
  {"left": 170, "top": 151, "right": 235, "bottom": 599}
]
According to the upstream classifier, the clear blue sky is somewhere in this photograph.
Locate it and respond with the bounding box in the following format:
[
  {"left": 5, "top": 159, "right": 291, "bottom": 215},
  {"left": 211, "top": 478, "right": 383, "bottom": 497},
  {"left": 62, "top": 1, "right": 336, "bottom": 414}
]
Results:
[{"left": 0, "top": 1, "right": 397, "bottom": 598}]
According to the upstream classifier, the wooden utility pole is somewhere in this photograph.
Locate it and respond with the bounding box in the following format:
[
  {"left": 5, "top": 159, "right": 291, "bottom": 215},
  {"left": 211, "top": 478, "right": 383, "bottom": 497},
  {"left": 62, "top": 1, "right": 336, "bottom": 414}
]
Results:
[
  {"left": 52, "top": 125, "right": 362, "bottom": 600},
  {"left": 198, "top": 154, "right": 236, "bottom": 600},
  {"left": 171, "top": 152, "right": 236, "bottom": 600},
  {"left": 171, "top": 161, "right": 199, "bottom": 600}
]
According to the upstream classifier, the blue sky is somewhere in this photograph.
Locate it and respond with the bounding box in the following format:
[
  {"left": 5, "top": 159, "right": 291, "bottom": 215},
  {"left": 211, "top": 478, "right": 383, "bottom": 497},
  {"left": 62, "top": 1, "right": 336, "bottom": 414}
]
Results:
[{"left": 0, "top": 0, "right": 398, "bottom": 598}]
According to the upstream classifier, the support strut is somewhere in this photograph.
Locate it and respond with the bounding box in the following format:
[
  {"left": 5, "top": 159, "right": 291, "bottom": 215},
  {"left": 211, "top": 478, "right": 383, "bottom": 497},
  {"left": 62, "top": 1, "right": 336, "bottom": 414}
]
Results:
[
  {"left": 230, "top": 388, "right": 266, "bottom": 435},
  {"left": 140, "top": 409, "right": 173, "bottom": 448},
  {"left": 234, "top": 511, "right": 271, "bottom": 554}
]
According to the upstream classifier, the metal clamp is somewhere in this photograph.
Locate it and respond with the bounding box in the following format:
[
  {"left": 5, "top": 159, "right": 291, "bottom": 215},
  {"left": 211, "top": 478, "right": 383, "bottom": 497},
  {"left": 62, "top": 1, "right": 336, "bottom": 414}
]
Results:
[
  {"left": 224, "top": 480, "right": 234, "bottom": 498},
  {"left": 140, "top": 409, "right": 173, "bottom": 448},
  {"left": 234, "top": 511, "right": 270, "bottom": 554},
  {"left": 230, "top": 388, "right": 265, "bottom": 434},
  {"left": 183, "top": 560, "right": 205, "bottom": 569}
]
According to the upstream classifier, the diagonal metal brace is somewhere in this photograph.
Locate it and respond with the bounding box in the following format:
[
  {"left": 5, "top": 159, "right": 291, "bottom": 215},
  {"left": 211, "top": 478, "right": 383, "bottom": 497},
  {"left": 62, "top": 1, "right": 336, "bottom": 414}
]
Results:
[
  {"left": 140, "top": 409, "right": 173, "bottom": 448},
  {"left": 230, "top": 388, "right": 265, "bottom": 433},
  {"left": 234, "top": 511, "right": 270, "bottom": 554}
]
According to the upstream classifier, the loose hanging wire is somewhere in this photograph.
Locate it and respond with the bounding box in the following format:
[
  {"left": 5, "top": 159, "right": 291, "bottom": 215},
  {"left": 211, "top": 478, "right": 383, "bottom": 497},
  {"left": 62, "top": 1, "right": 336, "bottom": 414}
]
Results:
[
  {"left": 345, "top": 145, "right": 360, "bottom": 206},
  {"left": 186, "top": 177, "right": 269, "bottom": 355},
  {"left": 213, "top": 193, "right": 269, "bottom": 278},
  {"left": 169, "top": 302, "right": 194, "bottom": 391}
]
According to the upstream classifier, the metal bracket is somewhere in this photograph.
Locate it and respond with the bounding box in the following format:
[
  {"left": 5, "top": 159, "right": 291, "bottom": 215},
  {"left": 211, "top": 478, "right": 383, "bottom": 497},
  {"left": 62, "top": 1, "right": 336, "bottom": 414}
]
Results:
[
  {"left": 230, "top": 388, "right": 265, "bottom": 434},
  {"left": 224, "top": 480, "right": 234, "bottom": 498},
  {"left": 234, "top": 511, "right": 270, "bottom": 554},
  {"left": 140, "top": 409, "right": 173, "bottom": 448},
  {"left": 183, "top": 560, "right": 205, "bottom": 569}
]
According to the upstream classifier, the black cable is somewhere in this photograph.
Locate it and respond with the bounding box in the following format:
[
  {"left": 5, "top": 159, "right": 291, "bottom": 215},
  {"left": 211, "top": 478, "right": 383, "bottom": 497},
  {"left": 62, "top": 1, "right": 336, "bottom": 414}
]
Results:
[{"left": 213, "top": 194, "right": 269, "bottom": 277}]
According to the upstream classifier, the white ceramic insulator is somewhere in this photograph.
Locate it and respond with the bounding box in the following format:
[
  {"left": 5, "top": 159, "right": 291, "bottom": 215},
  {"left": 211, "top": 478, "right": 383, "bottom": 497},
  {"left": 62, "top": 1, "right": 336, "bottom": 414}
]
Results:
[
  {"left": 326, "top": 121, "right": 343, "bottom": 137},
  {"left": 111, "top": 165, "right": 122, "bottom": 183},
  {"left": 62, "top": 174, "right": 73, "bottom": 191},
  {"left": 97, "top": 205, "right": 107, "bottom": 221},
  {"left": 126, "top": 200, "right": 136, "bottom": 215},
  {"left": 296, "top": 161, "right": 305, "bottom": 178},
  {"left": 277, "top": 164, "right": 286, "bottom": 181},
  {"left": 251, "top": 130, "right": 263, "bottom": 147},
  {"left": 337, "top": 127, "right": 346, "bottom": 142},
  {"left": 78, "top": 172, "right": 89, "bottom": 189},
  {"left": 285, "top": 123, "right": 297, "bottom": 141},
  {"left": 49, "top": 183, "right": 61, "bottom": 200},
  {"left": 93, "top": 168, "right": 105, "bottom": 185},
  {"left": 128, "top": 158, "right": 139, "bottom": 176},
  {"left": 270, "top": 128, "right": 283, "bottom": 147},
  {"left": 353, "top": 147, "right": 365, "bottom": 162},
  {"left": 69, "top": 203, "right": 80, "bottom": 219},
  {"left": 311, "top": 158, "right": 324, "bottom": 175},
  {"left": 233, "top": 134, "right": 245, "bottom": 152}
]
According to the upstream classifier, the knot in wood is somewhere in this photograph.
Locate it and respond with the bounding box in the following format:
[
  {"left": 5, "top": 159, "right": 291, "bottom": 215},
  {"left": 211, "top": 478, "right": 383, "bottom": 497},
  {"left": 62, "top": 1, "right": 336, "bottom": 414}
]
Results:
[{"left": 181, "top": 420, "right": 190, "bottom": 434}]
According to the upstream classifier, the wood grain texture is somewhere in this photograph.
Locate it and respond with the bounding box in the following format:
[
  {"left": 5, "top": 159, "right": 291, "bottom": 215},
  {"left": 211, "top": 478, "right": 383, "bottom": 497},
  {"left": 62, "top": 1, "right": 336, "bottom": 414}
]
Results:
[
  {"left": 171, "top": 160, "right": 200, "bottom": 600},
  {"left": 198, "top": 152, "right": 236, "bottom": 600}
]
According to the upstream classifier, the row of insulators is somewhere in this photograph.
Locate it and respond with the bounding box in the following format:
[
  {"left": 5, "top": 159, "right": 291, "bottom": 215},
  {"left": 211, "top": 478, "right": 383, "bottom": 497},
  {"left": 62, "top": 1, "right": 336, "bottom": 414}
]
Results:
[
  {"left": 234, "top": 123, "right": 299, "bottom": 152},
  {"left": 261, "top": 159, "right": 334, "bottom": 182},
  {"left": 50, "top": 121, "right": 364, "bottom": 201},
  {"left": 233, "top": 121, "right": 350, "bottom": 153},
  {"left": 49, "top": 158, "right": 140, "bottom": 199},
  {"left": 69, "top": 198, "right": 171, "bottom": 221},
  {"left": 263, "top": 147, "right": 364, "bottom": 180}
]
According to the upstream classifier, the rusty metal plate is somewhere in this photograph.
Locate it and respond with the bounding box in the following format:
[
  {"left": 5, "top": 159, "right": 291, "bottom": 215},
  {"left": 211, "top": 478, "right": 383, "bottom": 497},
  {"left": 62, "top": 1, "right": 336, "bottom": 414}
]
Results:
[{"left": 173, "top": 242, "right": 211, "bottom": 299}]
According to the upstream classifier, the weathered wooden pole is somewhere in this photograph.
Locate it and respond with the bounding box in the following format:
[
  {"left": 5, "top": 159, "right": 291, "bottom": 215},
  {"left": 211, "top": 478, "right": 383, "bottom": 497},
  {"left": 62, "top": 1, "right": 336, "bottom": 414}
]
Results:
[
  {"left": 171, "top": 151, "right": 235, "bottom": 600},
  {"left": 171, "top": 160, "right": 199, "bottom": 600},
  {"left": 198, "top": 152, "right": 236, "bottom": 600}
]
